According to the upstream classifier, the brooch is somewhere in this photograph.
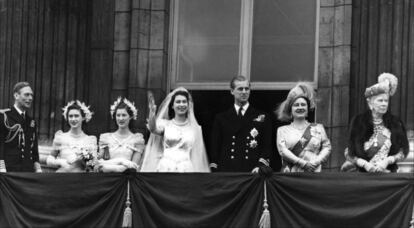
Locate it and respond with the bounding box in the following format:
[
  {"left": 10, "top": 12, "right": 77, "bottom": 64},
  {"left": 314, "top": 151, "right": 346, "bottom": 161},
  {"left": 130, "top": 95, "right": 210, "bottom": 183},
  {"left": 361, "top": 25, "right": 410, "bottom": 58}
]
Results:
[
  {"left": 299, "top": 137, "right": 307, "bottom": 148},
  {"left": 249, "top": 140, "right": 258, "bottom": 149},
  {"left": 249, "top": 128, "right": 259, "bottom": 148},
  {"left": 250, "top": 128, "right": 259, "bottom": 138},
  {"left": 309, "top": 126, "right": 320, "bottom": 137},
  {"left": 30, "top": 120, "right": 35, "bottom": 128}
]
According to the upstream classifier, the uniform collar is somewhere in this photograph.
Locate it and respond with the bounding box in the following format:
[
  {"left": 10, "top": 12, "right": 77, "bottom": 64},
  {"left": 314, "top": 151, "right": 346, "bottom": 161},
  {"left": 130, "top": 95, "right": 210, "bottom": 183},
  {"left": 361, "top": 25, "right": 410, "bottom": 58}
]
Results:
[{"left": 14, "top": 104, "right": 25, "bottom": 116}]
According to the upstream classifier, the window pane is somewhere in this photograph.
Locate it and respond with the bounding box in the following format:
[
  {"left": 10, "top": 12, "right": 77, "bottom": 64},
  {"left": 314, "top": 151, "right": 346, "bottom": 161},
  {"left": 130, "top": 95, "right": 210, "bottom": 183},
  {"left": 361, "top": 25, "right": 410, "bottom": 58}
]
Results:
[
  {"left": 176, "top": 0, "right": 241, "bottom": 83},
  {"left": 250, "top": 0, "right": 317, "bottom": 82}
]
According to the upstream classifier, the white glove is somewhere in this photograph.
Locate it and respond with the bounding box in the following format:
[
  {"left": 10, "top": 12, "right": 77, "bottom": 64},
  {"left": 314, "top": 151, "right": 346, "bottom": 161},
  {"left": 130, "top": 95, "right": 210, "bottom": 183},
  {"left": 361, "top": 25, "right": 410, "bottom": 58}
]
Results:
[
  {"left": 251, "top": 167, "right": 259, "bottom": 173},
  {"left": 34, "top": 162, "right": 43, "bottom": 173},
  {"left": 375, "top": 157, "right": 395, "bottom": 172},
  {"left": 375, "top": 159, "right": 388, "bottom": 172},
  {"left": 295, "top": 158, "right": 307, "bottom": 168},
  {"left": 121, "top": 160, "right": 139, "bottom": 170},
  {"left": 356, "top": 159, "right": 376, "bottom": 172},
  {"left": 363, "top": 162, "right": 376, "bottom": 172},
  {"left": 356, "top": 158, "right": 367, "bottom": 168}
]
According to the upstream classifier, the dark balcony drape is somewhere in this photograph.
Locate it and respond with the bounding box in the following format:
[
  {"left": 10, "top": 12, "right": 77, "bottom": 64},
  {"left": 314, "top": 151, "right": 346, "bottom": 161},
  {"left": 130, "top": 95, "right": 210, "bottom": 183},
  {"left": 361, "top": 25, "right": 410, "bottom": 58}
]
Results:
[
  {"left": 0, "top": 173, "right": 127, "bottom": 228},
  {"left": 267, "top": 173, "right": 413, "bottom": 228},
  {"left": 0, "top": 173, "right": 413, "bottom": 228}
]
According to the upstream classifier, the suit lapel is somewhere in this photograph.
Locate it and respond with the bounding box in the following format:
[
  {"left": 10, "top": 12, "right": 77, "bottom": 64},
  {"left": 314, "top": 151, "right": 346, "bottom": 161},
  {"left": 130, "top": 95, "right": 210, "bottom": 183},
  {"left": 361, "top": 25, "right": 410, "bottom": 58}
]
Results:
[
  {"left": 242, "top": 106, "right": 258, "bottom": 126},
  {"left": 227, "top": 106, "right": 257, "bottom": 134},
  {"left": 225, "top": 107, "right": 243, "bottom": 133},
  {"left": 243, "top": 106, "right": 254, "bottom": 121}
]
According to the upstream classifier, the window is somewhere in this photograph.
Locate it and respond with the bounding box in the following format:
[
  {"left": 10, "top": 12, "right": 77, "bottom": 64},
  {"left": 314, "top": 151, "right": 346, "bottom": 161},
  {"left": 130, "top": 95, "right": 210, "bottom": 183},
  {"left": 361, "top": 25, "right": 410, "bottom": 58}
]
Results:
[{"left": 169, "top": 0, "right": 319, "bottom": 90}]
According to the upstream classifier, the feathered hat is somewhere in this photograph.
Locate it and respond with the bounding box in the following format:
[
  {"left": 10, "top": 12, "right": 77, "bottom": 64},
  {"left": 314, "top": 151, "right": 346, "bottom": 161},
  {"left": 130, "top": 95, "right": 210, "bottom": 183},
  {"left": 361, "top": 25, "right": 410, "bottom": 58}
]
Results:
[
  {"left": 276, "top": 82, "right": 316, "bottom": 122},
  {"left": 364, "top": 73, "right": 398, "bottom": 98}
]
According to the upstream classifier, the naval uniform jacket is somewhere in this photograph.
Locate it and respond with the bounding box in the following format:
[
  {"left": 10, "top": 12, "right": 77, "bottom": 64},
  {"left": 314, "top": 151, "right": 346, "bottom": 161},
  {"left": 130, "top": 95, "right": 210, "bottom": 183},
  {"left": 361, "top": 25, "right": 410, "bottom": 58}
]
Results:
[
  {"left": 210, "top": 106, "right": 272, "bottom": 172},
  {"left": 0, "top": 107, "right": 39, "bottom": 172}
]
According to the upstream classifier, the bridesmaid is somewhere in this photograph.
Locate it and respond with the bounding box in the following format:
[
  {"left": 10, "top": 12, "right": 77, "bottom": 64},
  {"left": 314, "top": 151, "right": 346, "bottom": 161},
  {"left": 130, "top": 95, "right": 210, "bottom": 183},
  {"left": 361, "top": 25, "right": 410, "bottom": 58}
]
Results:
[
  {"left": 96, "top": 97, "right": 144, "bottom": 172},
  {"left": 46, "top": 100, "right": 97, "bottom": 172}
]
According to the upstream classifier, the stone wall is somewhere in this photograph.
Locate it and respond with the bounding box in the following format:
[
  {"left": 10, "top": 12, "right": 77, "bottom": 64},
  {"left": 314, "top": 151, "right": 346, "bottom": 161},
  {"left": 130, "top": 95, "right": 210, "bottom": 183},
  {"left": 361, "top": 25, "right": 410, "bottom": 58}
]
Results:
[
  {"left": 317, "top": 0, "right": 352, "bottom": 170},
  {"left": 38, "top": 0, "right": 414, "bottom": 173},
  {"left": 39, "top": 0, "right": 354, "bottom": 171},
  {"left": 112, "top": 0, "right": 170, "bottom": 131},
  {"left": 38, "top": 0, "right": 171, "bottom": 169}
]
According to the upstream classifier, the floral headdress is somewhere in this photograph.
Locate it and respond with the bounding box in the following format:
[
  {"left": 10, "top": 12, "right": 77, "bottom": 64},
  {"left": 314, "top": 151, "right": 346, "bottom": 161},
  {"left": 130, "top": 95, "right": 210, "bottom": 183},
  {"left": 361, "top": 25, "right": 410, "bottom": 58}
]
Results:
[
  {"left": 364, "top": 73, "right": 398, "bottom": 98},
  {"left": 276, "top": 82, "right": 316, "bottom": 122},
  {"left": 110, "top": 97, "right": 138, "bottom": 120},
  {"left": 62, "top": 100, "right": 94, "bottom": 123}
]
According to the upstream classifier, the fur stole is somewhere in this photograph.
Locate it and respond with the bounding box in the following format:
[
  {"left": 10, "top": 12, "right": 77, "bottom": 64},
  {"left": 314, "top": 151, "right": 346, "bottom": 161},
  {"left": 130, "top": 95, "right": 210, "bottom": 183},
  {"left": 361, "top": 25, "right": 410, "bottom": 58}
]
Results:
[{"left": 348, "top": 111, "right": 409, "bottom": 160}]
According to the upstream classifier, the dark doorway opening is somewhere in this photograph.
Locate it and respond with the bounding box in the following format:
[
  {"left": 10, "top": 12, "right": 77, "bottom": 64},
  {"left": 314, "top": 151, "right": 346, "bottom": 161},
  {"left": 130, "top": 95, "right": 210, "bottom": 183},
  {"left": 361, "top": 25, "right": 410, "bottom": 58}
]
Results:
[{"left": 191, "top": 90, "right": 315, "bottom": 172}]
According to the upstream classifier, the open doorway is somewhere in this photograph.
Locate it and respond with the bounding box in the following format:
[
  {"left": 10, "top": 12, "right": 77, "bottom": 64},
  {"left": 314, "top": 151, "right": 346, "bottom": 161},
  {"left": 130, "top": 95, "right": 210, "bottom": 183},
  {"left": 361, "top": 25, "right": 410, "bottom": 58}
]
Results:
[{"left": 191, "top": 90, "right": 315, "bottom": 172}]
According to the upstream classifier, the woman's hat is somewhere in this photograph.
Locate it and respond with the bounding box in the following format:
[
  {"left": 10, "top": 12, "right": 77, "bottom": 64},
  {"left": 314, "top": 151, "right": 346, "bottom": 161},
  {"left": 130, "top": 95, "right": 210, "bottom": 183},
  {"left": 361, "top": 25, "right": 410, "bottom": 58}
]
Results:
[
  {"left": 276, "top": 82, "right": 316, "bottom": 122},
  {"left": 365, "top": 73, "right": 398, "bottom": 98}
]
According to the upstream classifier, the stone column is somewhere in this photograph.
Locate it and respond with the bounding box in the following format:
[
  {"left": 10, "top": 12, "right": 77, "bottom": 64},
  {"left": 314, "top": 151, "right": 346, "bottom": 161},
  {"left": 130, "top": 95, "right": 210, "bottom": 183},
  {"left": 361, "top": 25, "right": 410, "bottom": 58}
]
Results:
[
  {"left": 128, "top": 0, "right": 169, "bottom": 131},
  {"left": 317, "top": 0, "right": 352, "bottom": 170}
]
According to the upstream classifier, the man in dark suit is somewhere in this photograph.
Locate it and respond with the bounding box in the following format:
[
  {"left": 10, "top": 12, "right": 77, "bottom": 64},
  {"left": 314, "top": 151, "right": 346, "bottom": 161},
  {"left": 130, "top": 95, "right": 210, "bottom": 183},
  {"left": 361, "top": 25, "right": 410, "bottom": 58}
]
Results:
[
  {"left": 0, "top": 82, "right": 42, "bottom": 172},
  {"left": 210, "top": 76, "right": 272, "bottom": 173}
]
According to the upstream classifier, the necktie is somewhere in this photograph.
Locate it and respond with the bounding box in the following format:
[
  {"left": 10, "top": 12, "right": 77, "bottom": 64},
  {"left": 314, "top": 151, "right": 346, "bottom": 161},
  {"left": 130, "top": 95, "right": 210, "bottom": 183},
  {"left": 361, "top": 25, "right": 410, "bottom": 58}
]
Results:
[
  {"left": 21, "top": 113, "right": 26, "bottom": 120},
  {"left": 238, "top": 107, "right": 243, "bottom": 117}
]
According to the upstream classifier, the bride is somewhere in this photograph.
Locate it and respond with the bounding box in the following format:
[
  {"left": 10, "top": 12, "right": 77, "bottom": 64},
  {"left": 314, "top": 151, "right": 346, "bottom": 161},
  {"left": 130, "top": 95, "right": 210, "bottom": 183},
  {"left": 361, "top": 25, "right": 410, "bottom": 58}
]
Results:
[
  {"left": 46, "top": 100, "right": 97, "bottom": 172},
  {"left": 140, "top": 87, "right": 210, "bottom": 172},
  {"left": 95, "top": 97, "right": 145, "bottom": 172}
]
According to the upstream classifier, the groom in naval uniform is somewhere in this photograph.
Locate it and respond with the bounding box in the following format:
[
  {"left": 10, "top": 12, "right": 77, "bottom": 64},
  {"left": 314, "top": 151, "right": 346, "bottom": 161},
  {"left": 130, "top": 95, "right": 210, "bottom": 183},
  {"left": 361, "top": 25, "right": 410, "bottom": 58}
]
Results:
[
  {"left": 210, "top": 76, "right": 272, "bottom": 173},
  {"left": 0, "top": 82, "right": 42, "bottom": 172}
]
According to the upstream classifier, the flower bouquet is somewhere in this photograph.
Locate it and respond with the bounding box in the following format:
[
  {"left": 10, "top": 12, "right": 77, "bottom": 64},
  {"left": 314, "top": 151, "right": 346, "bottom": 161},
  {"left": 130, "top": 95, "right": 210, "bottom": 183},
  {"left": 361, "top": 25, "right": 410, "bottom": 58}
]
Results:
[{"left": 75, "top": 147, "right": 96, "bottom": 172}]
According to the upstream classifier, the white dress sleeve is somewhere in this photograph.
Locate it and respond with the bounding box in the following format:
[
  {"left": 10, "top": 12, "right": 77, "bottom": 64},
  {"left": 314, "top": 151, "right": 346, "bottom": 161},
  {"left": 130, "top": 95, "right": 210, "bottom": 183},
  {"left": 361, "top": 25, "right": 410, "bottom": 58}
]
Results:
[
  {"left": 315, "top": 124, "right": 331, "bottom": 164},
  {"left": 276, "top": 126, "right": 302, "bottom": 165}
]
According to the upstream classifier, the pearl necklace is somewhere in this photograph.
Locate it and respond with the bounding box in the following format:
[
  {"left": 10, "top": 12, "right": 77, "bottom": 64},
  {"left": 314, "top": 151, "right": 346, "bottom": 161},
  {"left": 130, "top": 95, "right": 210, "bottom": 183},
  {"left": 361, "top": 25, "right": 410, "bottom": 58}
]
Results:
[
  {"left": 373, "top": 118, "right": 383, "bottom": 125},
  {"left": 172, "top": 118, "right": 189, "bottom": 126}
]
